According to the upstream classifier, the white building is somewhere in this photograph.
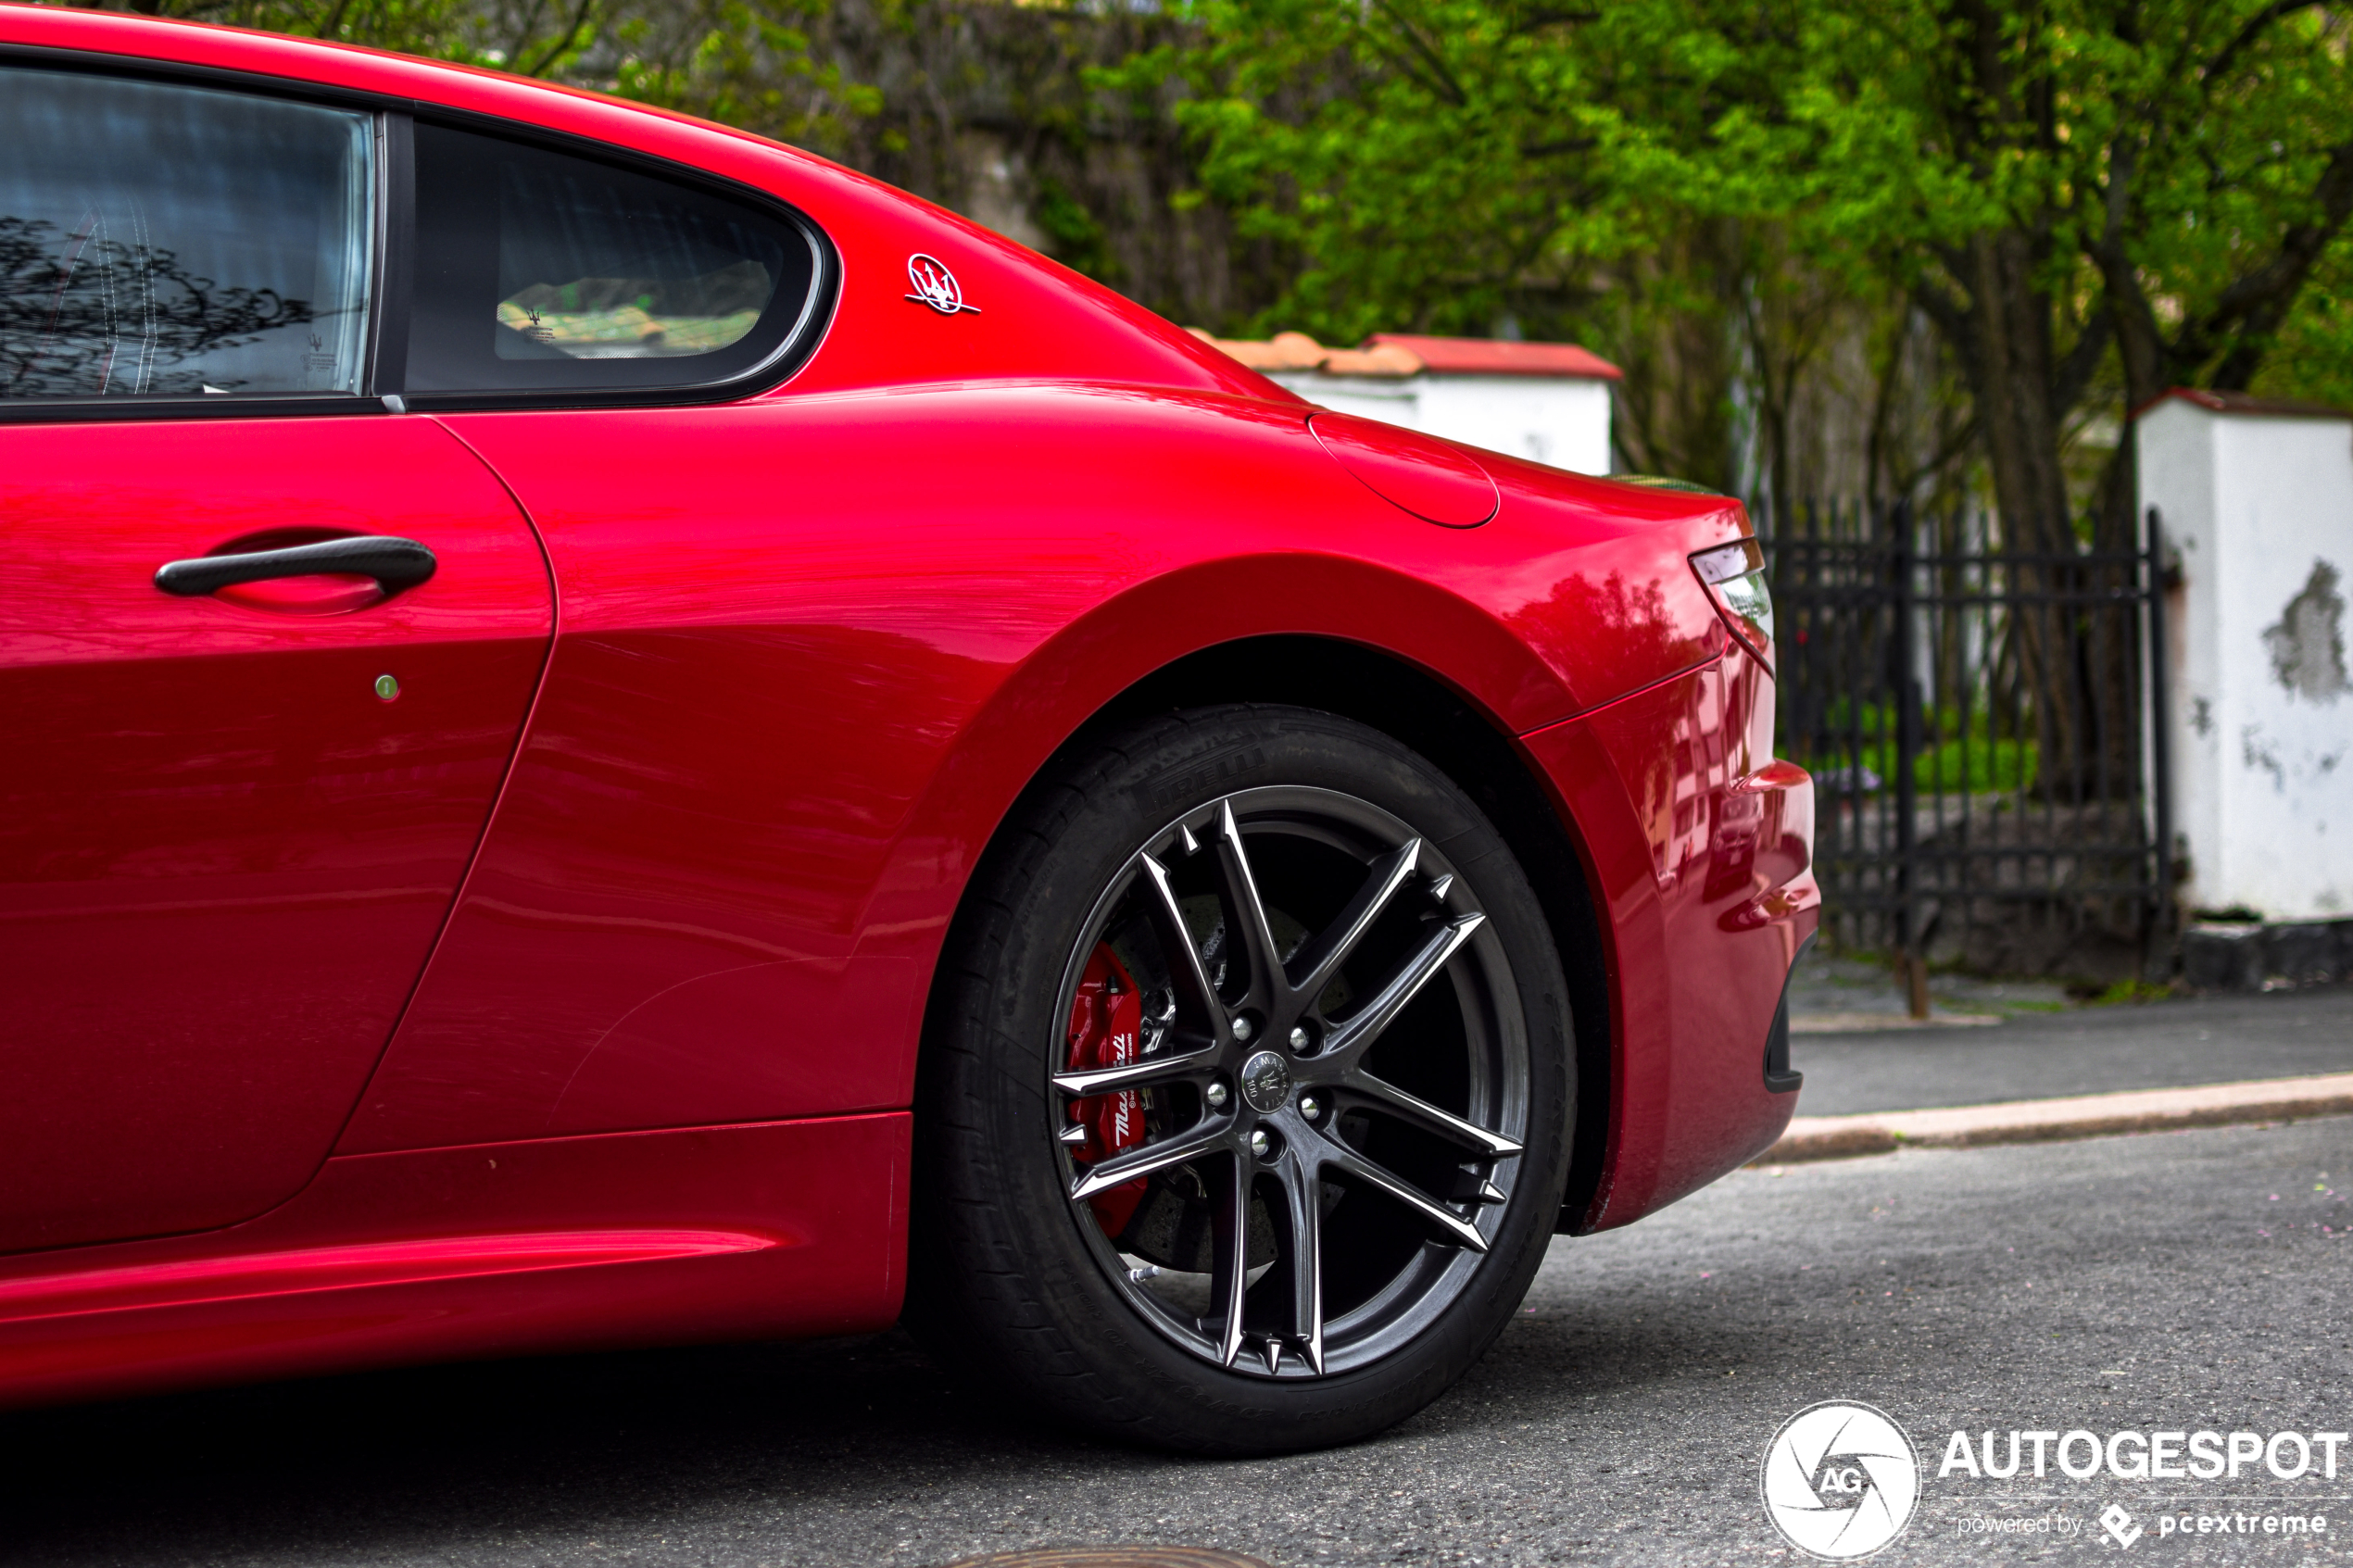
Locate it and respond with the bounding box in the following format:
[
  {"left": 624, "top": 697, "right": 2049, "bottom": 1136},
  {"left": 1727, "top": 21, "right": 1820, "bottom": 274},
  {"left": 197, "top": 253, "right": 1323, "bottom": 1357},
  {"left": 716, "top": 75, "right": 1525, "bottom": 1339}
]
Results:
[
  {"left": 2138, "top": 389, "right": 2353, "bottom": 924},
  {"left": 1198, "top": 331, "right": 1619, "bottom": 475}
]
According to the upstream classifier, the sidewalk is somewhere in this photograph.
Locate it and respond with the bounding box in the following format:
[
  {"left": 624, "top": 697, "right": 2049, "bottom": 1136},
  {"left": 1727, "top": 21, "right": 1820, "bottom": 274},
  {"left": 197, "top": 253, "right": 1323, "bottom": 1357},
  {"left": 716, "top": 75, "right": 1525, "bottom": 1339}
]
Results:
[
  {"left": 1783, "top": 947, "right": 2078, "bottom": 1037},
  {"left": 1763, "top": 980, "right": 2353, "bottom": 1163},
  {"left": 1791, "top": 984, "right": 2353, "bottom": 1116}
]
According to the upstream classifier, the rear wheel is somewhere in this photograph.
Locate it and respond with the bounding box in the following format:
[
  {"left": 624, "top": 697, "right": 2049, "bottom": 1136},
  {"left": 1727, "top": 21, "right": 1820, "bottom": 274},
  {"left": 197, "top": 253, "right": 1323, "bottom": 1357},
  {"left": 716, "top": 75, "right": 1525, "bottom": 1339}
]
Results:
[{"left": 909, "top": 706, "right": 1572, "bottom": 1453}]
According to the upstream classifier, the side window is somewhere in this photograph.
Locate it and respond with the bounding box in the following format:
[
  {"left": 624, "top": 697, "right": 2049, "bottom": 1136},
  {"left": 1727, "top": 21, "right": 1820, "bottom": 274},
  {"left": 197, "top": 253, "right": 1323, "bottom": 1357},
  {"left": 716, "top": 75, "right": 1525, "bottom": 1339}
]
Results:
[
  {"left": 0, "top": 69, "right": 374, "bottom": 402},
  {"left": 406, "top": 122, "right": 819, "bottom": 396}
]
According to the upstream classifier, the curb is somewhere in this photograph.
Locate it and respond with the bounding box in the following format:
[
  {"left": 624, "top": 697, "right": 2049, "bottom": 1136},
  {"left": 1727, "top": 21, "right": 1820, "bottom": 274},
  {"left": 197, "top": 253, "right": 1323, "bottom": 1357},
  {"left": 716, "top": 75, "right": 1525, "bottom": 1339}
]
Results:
[
  {"left": 1790, "top": 1010, "right": 2001, "bottom": 1034},
  {"left": 1752, "top": 1072, "right": 2353, "bottom": 1165}
]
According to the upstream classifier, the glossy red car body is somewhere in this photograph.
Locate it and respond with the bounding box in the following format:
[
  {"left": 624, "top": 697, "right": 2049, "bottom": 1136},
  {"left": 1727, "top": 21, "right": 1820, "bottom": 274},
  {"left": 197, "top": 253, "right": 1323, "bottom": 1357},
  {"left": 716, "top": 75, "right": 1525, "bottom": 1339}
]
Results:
[{"left": 0, "top": 5, "right": 1816, "bottom": 1411}]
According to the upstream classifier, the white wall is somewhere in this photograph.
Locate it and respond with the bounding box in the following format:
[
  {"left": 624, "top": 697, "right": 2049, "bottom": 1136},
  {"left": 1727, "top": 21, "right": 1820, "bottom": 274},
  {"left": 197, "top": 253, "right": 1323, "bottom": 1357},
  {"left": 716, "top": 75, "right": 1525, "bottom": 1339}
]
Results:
[
  {"left": 1265, "top": 370, "right": 1614, "bottom": 475},
  {"left": 2139, "top": 398, "right": 2353, "bottom": 920},
  {"left": 1265, "top": 374, "right": 1419, "bottom": 431}
]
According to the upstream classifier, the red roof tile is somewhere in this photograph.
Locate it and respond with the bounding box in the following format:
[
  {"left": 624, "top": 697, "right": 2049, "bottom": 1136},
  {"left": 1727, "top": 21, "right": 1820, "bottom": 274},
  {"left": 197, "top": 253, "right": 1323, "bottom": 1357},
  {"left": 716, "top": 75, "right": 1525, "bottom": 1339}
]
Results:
[
  {"left": 1365, "top": 333, "right": 1622, "bottom": 381},
  {"left": 1191, "top": 329, "right": 1621, "bottom": 382},
  {"left": 2133, "top": 386, "right": 2352, "bottom": 420}
]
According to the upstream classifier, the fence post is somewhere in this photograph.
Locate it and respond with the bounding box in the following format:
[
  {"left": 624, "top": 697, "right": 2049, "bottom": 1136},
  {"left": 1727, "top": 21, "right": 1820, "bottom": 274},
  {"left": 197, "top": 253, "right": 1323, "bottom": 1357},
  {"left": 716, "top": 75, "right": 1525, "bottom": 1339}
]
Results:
[
  {"left": 2144, "top": 506, "right": 2175, "bottom": 982},
  {"left": 1892, "top": 499, "right": 1928, "bottom": 1017}
]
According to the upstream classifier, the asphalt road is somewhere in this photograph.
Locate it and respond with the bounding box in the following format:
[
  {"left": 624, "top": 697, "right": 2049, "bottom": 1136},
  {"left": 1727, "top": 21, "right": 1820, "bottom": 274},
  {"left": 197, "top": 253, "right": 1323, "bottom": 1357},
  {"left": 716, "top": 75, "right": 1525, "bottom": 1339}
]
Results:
[
  {"left": 7, "top": 1117, "right": 2350, "bottom": 1567},
  {"left": 1793, "top": 985, "right": 2353, "bottom": 1116}
]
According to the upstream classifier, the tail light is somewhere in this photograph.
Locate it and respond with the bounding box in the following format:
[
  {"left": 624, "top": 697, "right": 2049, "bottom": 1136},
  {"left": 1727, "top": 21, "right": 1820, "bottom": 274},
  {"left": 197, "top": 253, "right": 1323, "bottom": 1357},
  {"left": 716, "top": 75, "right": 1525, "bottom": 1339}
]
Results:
[{"left": 1690, "top": 537, "right": 1773, "bottom": 670}]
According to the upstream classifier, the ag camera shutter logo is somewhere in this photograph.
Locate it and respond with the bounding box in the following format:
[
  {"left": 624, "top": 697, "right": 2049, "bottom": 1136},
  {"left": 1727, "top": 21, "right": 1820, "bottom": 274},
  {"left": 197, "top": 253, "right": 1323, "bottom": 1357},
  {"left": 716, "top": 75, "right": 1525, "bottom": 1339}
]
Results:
[{"left": 1761, "top": 1401, "right": 1921, "bottom": 1559}]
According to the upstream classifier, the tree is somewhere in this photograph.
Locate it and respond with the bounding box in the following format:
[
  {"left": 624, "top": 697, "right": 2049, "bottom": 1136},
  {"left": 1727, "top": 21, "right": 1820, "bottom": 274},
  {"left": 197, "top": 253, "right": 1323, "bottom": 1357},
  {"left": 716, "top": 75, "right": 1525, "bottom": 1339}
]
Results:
[
  {"left": 1130, "top": 0, "right": 2353, "bottom": 506},
  {"left": 1775, "top": 0, "right": 2353, "bottom": 799},
  {"left": 1129, "top": 0, "right": 2353, "bottom": 797},
  {"left": 1782, "top": 0, "right": 2353, "bottom": 549},
  {"left": 608, "top": 0, "right": 1277, "bottom": 326},
  {"left": 63, "top": 0, "right": 602, "bottom": 77}
]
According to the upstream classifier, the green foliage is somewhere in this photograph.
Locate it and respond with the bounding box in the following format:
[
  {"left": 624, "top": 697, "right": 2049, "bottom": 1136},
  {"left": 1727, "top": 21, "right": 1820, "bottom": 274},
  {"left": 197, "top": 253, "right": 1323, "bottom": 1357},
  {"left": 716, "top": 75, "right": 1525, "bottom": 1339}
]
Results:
[
  {"left": 604, "top": 0, "right": 881, "bottom": 155},
  {"left": 1100, "top": 0, "right": 1688, "bottom": 343},
  {"left": 1894, "top": 737, "right": 2040, "bottom": 797},
  {"left": 58, "top": 0, "right": 601, "bottom": 73},
  {"left": 1804, "top": 700, "right": 2041, "bottom": 797},
  {"left": 1029, "top": 173, "right": 1111, "bottom": 280},
  {"left": 1118, "top": 0, "right": 2353, "bottom": 499},
  {"left": 2257, "top": 247, "right": 2353, "bottom": 413}
]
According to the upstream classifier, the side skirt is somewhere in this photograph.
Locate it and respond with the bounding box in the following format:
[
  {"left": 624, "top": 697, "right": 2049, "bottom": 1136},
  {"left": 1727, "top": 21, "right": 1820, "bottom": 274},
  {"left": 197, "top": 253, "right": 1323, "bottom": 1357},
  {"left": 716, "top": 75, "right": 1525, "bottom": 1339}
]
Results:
[{"left": 0, "top": 1112, "right": 909, "bottom": 1410}]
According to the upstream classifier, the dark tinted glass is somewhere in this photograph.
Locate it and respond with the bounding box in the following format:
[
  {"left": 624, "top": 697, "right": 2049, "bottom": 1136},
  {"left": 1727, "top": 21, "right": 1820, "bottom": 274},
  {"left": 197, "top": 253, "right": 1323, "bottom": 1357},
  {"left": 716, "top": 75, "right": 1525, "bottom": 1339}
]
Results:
[
  {"left": 0, "top": 69, "right": 373, "bottom": 401},
  {"left": 407, "top": 123, "right": 816, "bottom": 395}
]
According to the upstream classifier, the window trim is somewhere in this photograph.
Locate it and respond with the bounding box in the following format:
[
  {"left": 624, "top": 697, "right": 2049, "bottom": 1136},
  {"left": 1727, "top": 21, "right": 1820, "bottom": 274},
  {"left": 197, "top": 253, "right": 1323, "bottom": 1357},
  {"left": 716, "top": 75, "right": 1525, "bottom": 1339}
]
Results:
[
  {"left": 0, "top": 46, "right": 840, "bottom": 423},
  {"left": 371, "top": 110, "right": 415, "bottom": 398}
]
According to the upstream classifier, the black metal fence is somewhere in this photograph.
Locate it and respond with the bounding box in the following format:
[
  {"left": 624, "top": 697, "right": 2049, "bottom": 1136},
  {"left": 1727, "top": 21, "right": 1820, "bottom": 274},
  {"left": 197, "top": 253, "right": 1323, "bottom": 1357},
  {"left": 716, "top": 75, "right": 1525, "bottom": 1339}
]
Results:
[{"left": 1758, "top": 500, "right": 2172, "bottom": 987}]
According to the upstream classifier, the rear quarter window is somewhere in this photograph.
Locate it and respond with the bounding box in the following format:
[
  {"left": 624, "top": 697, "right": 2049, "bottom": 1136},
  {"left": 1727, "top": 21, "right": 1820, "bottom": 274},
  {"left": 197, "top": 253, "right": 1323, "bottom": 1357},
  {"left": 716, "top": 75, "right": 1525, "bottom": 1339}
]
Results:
[{"left": 404, "top": 120, "right": 823, "bottom": 399}]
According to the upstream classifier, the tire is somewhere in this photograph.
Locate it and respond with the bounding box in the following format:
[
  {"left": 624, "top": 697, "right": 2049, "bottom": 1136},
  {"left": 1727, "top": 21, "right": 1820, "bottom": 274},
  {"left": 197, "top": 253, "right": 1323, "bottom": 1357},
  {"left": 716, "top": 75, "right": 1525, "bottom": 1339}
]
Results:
[{"left": 907, "top": 704, "right": 1573, "bottom": 1454}]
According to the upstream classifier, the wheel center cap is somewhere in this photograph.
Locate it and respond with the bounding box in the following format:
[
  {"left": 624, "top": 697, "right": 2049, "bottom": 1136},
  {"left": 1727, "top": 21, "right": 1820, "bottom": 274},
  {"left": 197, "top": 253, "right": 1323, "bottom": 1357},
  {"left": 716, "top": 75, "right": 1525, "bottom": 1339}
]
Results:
[{"left": 1239, "top": 1049, "right": 1292, "bottom": 1114}]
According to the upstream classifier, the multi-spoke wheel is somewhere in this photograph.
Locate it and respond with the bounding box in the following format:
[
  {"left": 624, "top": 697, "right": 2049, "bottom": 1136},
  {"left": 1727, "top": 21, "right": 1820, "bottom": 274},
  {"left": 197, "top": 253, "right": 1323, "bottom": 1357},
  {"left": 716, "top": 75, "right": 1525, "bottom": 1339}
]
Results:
[
  {"left": 1055, "top": 787, "right": 1529, "bottom": 1379},
  {"left": 910, "top": 706, "right": 1573, "bottom": 1453}
]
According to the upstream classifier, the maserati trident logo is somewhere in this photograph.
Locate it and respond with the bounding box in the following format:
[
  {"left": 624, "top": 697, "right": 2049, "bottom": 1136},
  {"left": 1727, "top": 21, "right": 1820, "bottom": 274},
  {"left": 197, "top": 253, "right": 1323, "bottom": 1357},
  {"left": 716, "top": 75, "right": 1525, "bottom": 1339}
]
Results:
[
  {"left": 905, "top": 254, "right": 980, "bottom": 316},
  {"left": 1761, "top": 1401, "right": 1920, "bottom": 1560},
  {"left": 1239, "top": 1049, "right": 1291, "bottom": 1114}
]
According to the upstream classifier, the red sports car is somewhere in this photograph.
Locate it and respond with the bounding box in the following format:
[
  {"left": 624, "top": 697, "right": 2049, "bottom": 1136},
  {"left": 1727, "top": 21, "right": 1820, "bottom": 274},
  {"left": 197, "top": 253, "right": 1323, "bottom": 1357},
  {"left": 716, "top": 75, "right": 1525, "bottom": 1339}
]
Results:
[{"left": 0, "top": 7, "right": 1815, "bottom": 1453}]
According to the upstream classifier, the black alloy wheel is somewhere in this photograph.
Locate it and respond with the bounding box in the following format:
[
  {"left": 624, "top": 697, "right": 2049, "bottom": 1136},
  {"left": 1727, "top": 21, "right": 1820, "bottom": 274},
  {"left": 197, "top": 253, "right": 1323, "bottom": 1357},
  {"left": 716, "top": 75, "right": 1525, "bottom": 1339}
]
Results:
[{"left": 909, "top": 706, "right": 1574, "bottom": 1454}]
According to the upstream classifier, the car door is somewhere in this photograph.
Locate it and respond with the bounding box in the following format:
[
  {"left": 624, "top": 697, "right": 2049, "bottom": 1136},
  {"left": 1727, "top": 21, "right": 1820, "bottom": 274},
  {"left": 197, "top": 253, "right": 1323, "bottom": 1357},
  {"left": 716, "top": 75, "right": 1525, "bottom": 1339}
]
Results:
[
  {"left": 0, "top": 66, "right": 552, "bottom": 1253},
  {"left": 326, "top": 116, "right": 859, "bottom": 1154}
]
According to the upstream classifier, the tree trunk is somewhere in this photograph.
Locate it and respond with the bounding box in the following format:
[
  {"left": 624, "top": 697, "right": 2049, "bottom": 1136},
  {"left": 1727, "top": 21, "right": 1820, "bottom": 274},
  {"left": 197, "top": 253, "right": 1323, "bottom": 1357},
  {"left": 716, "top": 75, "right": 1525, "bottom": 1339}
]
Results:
[{"left": 1933, "top": 229, "right": 2108, "bottom": 805}]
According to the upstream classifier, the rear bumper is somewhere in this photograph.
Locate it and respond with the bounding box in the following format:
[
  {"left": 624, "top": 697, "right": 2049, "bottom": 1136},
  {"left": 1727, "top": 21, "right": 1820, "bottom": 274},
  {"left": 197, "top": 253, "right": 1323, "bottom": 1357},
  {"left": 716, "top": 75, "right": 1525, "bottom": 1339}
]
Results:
[{"left": 1521, "top": 646, "right": 1817, "bottom": 1233}]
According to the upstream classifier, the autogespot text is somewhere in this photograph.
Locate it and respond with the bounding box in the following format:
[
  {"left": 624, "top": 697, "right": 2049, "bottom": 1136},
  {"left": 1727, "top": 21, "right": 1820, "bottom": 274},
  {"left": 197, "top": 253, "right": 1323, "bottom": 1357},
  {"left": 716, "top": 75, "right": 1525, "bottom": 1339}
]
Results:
[{"left": 1938, "top": 1428, "right": 2348, "bottom": 1481}]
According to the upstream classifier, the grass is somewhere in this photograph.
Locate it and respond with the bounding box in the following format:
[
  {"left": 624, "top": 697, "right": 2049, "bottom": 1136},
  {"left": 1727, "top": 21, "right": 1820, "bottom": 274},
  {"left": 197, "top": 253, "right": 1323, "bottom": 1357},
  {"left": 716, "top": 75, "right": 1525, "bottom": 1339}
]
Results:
[
  {"left": 2085, "top": 978, "right": 2173, "bottom": 1007},
  {"left": 1804, "top": 700, "right": 2041, "bottom": 795},
  {"left": 1893, "top": 736, "right": 2039, "bottom": 795}
]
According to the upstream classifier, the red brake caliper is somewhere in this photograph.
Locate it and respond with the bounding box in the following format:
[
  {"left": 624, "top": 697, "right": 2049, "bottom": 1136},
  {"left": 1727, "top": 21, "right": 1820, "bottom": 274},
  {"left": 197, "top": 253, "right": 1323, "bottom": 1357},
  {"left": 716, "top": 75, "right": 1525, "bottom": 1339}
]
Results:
[{"left": 1064, "top": 943, "right": 1149, "bottom": 1236}]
